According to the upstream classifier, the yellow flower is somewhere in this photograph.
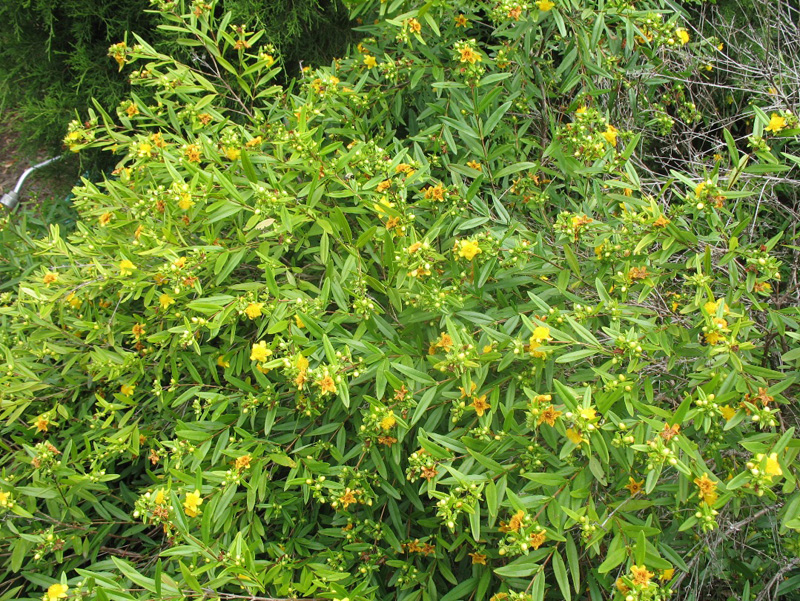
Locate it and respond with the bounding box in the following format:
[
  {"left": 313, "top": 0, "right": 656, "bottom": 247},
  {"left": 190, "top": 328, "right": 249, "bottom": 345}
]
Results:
[
  {"left": 507, "top": 509, "right": 525, "bottom": 532},
  {"left": 528, "top": 326, "right": 552, "bottom": 357},
  {"left": 35, "top": 415, "right": 49, "bottom": 433},
  {"left": 184, "top": 144, "right": 201, "bottom": 162},
  {"left": 120, "top": 384, "right": 135, "bottom": 396},
  {"left": 407, "top": 18, "right": 422, "bottom": 34},
  {"left": 250, "top": 341, "right": 270, "bottom": 362},
  {"left": 566, "top": 428, "right": 584, "bottom": 444},
  {"left": 532, "top": 326, "right": 551, "bottom": 342},
  {"left": 756, "top": 453, "right": 783, "bottom": 479},
  {"left": 576, "top": 106, "right": 587, "bottom": 114},
  {"left": 660, "top": 568, "right": 675, "bottom": 582},
  {"left": 43, "top": 272, "right": 58, "bottom": 285},
  {"left": 469, "top": 552, "right": 487, "bottom": 564},
  {"left": 704, "top": 331, "right": 724, "bottom": 345},
  {"left": 472, "top": 394, "right": 491, "bottom": 416},
  {"left": 178, "top": 195, "right": 194, "bottom": 210},
  {"left": 159, "top": 294, "right": 175, "bottom": 310},
  {"left": 578, "top": 407, "right": 597, "bottom": 420},
  {"left": 235, "top": 455, "right": 252, "bottom": 470},
  {"left": 459, "top": 47, "right": 481, "bottom": 64},
  {"left": 119, "top": 259, "right": 136, "bottom": 276},
  {"left": 339, "top": 488, "right": 357, "bottom": 508},
  {"left": 295, "top": 314, "right": 305, "bottom": 328},
  {"left": 603, "top": 125, "right": 618, "bottom": 146},
  {"left": 363, "top": 55, "right": 377, "bottom": 69},
  {"left": 653, "top": 216, "right": 670, "bottom": 228},
  {"left": 457, "top": 240, "right": 481, "bottom": 260},
  {"left": 766, "top": 113, "right": 787, "bottom": 133},
  {"left": 676, "top": 28, "right": 690, "bottom": 45},
  {"left": 99, "top": 212, "right": 113, "bottom": 226},
  {"left": 537, "top": 0, "right": 555, "bottom": 10},
  {"left": 244, "top": 302, "right": 263, "bottom": 319},
  {"left": 455, "top": 14, "right": 468, "bottom": 27},
  {"left": 625, "top": 477, "right": 644, "bottom": 496},
  {"left": 66, "top": 293, "right": 81, "bottom": 309},
  {"left": 631, "top": 565, "right": 653, "bottom": 586},
  {"left": 459, "top": 382, "right": 477, "bottom": 398},
  {"left": 184, "top": 490, "right": 203, "bottom": 517},
  {"left": 296, "top": 354, "right": 309, "bottom": 372},
  {"left": 466, "top": 160, "right": 481, "bottom": 170},
  {"left": 529, "top": 530, "right": 547, "bottom": 549},
  {"left": 46, "top": 583, "right": 69, "bottom": 601},
  {"left": 765, "top": 453, "right": 783, "bottom": 477},
  {"left": 217, "top": 356, "right": 230, "bottom": 368},
  {"left": 154, "top": 489, "right": 166, "bottom": 504},
  {"left": 704, "top": 299, "right": 728, "bottom": 315},
  {"left": 317, "top": 375, "right": 337, "bottom": 395},
  {"left": 437, "top": 332, "right": 454, "bottom": 352},
  {"left": 224, "top": 147, "right": 241, "bottom": 161},
  {"left": 173, "top": 257, "right": 186, "bottom": 269},
  {"left": 754, "top": 281, "right": 772, "bottom": 294},
  {"left": 380, "top": 414, "right": 397, "bottom": 431},
  {"left": 537, "top": 406, "right": 562, "bottom": 427},
  {"left": 694, "top": 473, "right": 718, "bottom": 505},
  {"left": 719, "top": 405, "right": 736, "bottom": 420},
  {"left": 0, "top": 491, "right": 10, "bottom": 507}
]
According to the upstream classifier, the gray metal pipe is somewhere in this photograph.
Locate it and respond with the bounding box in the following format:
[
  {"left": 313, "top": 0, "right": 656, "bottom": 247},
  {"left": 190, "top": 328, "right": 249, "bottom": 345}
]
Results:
[{"left": 1, "top": 155, "right": 65, "bottom": 210}]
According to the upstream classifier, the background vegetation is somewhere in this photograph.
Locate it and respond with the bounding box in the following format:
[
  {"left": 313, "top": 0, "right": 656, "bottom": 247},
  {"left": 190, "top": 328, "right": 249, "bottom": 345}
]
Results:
[
  {"left": 0, "top": 1, "right": 798, "bottom": 601},
  {"left": 0, "top": 0, "right": 352, "bottom": 152}
]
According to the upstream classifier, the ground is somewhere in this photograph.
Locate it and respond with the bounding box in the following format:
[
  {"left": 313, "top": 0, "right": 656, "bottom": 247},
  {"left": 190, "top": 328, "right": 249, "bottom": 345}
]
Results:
[{"left": 0, "top": 112, "right": 80, "bottom": 214}]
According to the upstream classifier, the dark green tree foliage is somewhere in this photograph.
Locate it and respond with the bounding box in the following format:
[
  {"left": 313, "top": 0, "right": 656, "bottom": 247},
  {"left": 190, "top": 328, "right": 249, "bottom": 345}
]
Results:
[{"left": 0, "top": 0, "right": 351, "bottom": 152}]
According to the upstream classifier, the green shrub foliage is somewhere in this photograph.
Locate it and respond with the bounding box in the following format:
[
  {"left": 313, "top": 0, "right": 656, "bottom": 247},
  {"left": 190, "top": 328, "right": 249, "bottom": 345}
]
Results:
[
  {"left": 0, "top": 0, "right": 350, "bottom": 151},
  {"left": 1, "top": 1, "right": 799, "bottom": 601}
]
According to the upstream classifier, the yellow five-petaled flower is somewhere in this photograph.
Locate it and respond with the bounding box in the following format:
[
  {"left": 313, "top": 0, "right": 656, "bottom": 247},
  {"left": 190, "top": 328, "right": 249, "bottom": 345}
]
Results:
[
  {"left": 45, "top": 583, "right": 69, "bottom": 601},
  {"left": 184, "top": 490, "right": 203, "bottom": 517},
  {"left": 317, "top": 375, "right": 337, "bottom": 395},
  {"left": 459, "top": 47, "right": 481, "bottom": 64},
  {"left": 631, "top": 565, "right": 653, "bottom": 586},
  {"left": 244, "top": 302, "right": 263, "bottom": 319},
  {"left": 766, "top": 113, "right": 787, "bottom": 133},
  {"left": 472, "top": 394, "right": 490, "bottom": 416},
  {"left": 625, "top": 476, "right": 644, "bottom": 496},
  {"left": 250, "top": 341, "right": 271, "bottom": 362},
  {"left": 457, "top": 239, "right": 482, "bottom": 261},
  {"left": 603, "top": 124, "right": 618, "bottom": 146},
  {"left": 119, "top": 259, "right": 136, "bottom": 276},
  {"left": 694, "top": 473, "right": 718, "bottom": 505}
]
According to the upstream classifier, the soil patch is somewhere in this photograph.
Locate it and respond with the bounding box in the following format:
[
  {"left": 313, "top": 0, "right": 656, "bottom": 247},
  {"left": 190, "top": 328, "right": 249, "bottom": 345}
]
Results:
[{"left": 0, "top": 112, "right": 81, "bottom": 214}]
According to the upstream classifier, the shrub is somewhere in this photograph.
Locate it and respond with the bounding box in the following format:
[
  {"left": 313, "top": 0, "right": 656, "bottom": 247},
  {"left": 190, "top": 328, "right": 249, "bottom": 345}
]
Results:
[{"left": 1, "top": 1, "right": 799, "bottom": 601}]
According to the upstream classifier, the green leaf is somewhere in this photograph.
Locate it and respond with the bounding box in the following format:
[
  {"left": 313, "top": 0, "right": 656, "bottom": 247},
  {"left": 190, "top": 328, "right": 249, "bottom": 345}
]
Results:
[
  {"left": 393, "top": 362, "right": 436, "bottom": 384},
  {"left": 493, "top": 554, "right": 540, "bottom": 578},
  {"left": 553, "top": 551, "right": 571, "bottom": 601}
]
